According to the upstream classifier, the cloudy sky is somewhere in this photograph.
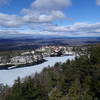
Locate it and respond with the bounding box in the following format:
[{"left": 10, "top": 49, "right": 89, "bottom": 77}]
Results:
[{"left": 0, "top": 0, "right": 100, "bottom": 37}]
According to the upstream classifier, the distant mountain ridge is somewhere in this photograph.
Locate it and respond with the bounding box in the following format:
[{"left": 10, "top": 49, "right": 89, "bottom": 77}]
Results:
[{"left": 0, "top": 36, "right": 100, "bottom": 51}]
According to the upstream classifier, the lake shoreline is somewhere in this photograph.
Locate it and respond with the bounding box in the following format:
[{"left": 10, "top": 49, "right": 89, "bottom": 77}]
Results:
[{"left": 0, "top": 59, "right": 47, "bottom": 70}]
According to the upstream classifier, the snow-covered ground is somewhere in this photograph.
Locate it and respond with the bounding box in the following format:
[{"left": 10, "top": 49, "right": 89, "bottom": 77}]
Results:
[{"left": 0, "top": 56, "right": 75, "bottom": 86}]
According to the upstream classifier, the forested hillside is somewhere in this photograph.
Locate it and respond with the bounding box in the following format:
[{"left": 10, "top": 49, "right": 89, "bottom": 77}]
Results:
[{"left": 0, "top": 44, "right": 100, "bottom": 100}]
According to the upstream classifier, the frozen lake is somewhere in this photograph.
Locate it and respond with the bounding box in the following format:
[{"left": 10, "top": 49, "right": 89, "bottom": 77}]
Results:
[{"left": 0, "top": 56, "right": 75, "bottom": 86}]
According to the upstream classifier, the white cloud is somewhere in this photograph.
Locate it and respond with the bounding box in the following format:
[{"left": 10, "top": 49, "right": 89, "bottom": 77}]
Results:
[
  {"left": 96, "top": 0, "right": 100, "bottom": 5},
  {"left": 0, "top": 0, "right": 71, "bottom": 28},
  {"left": 0, "top": 29, "right": 63, "bottom": 36},
  {"left": 0, "top": 13, "right": 23, "bottom": 27},
  {"left": 38, "top": 10, "right": 66, "bottom": 22},
  {"left": 22, "top": 10, "right": 66, "bottom": 25},
  {"left": 32, "top": 0, "right": 71, "bottom": 11},
  {"left": 0, "top": 22, "right": 100, "bottom": 37},
  {"left": 0, "top": 0, "right": 11, "bottom": 5},
  {"left": 44, "top": 22, "right": 100, "bottom": 36},
  {"left": 21, "top": 0, "right": 71, "bottom": 25}
]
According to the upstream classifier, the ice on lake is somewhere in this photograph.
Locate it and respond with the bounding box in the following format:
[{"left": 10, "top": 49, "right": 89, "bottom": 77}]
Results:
[{"left": 0, "top": 56, "right": 75, "bottom": 86}]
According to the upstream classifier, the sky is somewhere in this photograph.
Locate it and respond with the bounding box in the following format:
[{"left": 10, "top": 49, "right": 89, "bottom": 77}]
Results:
[{"left": 0, "top": 0, "right": 100, "bottom": 37}]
